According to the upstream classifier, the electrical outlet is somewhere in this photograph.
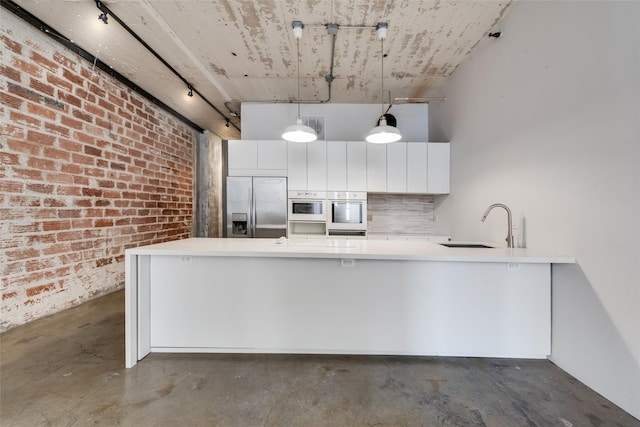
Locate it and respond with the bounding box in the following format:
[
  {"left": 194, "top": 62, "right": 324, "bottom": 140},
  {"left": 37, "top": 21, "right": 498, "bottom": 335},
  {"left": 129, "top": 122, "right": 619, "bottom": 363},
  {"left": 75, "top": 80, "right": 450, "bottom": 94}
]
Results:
[
  {"left": 180, "top": 256, "right": 192, "bottom": 263},
  {"left": 507, "top": 262, "right": 519, "bottom": 270},
  {"left": 341, "top": 259, "right": 356, "bottom": 268}
]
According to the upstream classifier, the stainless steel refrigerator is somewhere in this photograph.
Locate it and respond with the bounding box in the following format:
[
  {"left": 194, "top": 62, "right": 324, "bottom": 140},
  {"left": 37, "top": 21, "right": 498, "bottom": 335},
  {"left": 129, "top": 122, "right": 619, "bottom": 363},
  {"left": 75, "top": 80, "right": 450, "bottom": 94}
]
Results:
[{"left": 225, "top": 177, "right": 287, "bottom": 238}]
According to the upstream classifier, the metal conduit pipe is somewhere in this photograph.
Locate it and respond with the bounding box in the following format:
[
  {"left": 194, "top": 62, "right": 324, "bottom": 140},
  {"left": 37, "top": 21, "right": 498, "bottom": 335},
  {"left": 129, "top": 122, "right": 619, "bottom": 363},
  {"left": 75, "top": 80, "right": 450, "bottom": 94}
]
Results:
[{"left": 225, "top": 21, "right": 345, "bottom": 117}]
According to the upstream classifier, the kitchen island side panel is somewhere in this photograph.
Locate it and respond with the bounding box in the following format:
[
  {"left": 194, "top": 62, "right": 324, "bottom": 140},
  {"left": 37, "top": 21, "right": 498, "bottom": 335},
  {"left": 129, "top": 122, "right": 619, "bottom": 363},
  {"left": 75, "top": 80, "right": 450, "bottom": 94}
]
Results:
[{"left": 146, "top": 256, "right": 550, "bottom": 358}]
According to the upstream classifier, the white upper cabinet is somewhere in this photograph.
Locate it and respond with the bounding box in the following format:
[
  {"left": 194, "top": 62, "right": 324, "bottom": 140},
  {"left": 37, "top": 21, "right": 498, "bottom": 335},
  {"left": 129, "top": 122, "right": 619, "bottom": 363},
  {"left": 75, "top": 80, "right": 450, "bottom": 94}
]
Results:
[
  {"left": 366, "top": 143, "right": 387, "bottom": 192},
  {"left": 407, "top": 142, "right": 428, "bottom": 193},
  {"left": 228, "top": 140, "right": 257, "bottom": 171},
  {"left": 326, "top": 141, "right": 347, "bottom": 191},
  {"left": 288, "top": 141, "right": 327, "bottom": 191},
  {"left": 257, "top": 140, "right": 288, "bottom": 170},
  {"left": 346, "top": 141, "right": 367, "bottom": 191},
  {"left": 386, "top": 143, "right": 407, "bottom": 193},
  {"left": 307, "top": 140, "right": 327, "bottom": 191},
  {"left": 427, "top": 143, "right": 450, "bottom": 194},
  {"left": 228, "top": 140, "right": 287, "bottom": 176},
  {"left": 287, "top": 142, "right": 307, "bottom": 190}
]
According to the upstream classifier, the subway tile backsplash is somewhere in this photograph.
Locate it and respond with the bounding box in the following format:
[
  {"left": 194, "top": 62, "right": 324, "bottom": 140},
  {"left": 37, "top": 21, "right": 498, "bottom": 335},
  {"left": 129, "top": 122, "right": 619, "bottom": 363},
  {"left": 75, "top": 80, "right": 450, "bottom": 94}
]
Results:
[{"left": 367, "top": 193, "right": 435, "bottom": 235}]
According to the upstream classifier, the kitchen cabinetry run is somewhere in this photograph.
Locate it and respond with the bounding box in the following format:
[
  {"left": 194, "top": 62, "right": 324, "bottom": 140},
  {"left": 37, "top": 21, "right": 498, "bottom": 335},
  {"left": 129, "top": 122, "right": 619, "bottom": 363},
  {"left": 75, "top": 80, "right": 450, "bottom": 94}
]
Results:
[
  {"left": 366, "top": 142, "right": 450, "bottom": 194},
  {"left": 230, "top": 139, "right": 449, "bottom": 195},
  {"left": 228, "top": 140, "right": 287, "bottom": 176}
]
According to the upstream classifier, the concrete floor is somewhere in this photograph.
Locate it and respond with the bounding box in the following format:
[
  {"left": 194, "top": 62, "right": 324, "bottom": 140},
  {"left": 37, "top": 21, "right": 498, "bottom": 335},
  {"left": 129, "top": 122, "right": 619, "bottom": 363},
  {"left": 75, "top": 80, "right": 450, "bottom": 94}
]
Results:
[{"left": 1, "top": 290, "right": 638, "bottom": 427}]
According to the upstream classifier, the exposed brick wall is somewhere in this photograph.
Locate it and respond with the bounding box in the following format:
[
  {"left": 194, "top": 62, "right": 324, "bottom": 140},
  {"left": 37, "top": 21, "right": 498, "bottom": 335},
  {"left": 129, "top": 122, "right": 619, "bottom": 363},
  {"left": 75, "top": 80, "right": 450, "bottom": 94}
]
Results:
[{"left": 1, "top": 13, "right": 195, "bottom": 331}]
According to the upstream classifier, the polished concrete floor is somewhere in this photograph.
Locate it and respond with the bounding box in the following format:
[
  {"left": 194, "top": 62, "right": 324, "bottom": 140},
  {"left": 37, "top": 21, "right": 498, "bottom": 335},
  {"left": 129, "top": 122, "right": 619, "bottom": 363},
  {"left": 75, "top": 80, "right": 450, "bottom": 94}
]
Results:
[{"left": 1, "top": 290, "right": 638, "bottom": 427}]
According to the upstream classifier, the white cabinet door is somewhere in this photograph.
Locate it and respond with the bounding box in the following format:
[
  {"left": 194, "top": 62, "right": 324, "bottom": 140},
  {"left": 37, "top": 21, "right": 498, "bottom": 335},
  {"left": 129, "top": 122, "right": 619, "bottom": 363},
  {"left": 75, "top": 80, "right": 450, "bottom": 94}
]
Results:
[
  {"left": 427, "top": 143, "right": 450, "bottom": 194},
  {"left": 307, "top": 140, "right": 327, "bottom": 191},
  {"left": 366, "top": 144, "right": 386, "bottom": 192},
  {"left": 257, "top": 140, "right": 287, "bottom": 171},
  {"left": 386, "top": 143, "right": 407, "bottom": 193},
  {"left": 347, "top": 141, "right": 367, "bottom": 191},
  {"left": 326, "top": 141, "right": 347, "bottom": 191},
  {"left": 228, "top": 140, "right": 257, "bottom": 171},
  {"left": 407, "top": 142, "right": 428, "bottom": 193},
  {"left": 287, "top": 142, "right": 307, "bottom": 190}
]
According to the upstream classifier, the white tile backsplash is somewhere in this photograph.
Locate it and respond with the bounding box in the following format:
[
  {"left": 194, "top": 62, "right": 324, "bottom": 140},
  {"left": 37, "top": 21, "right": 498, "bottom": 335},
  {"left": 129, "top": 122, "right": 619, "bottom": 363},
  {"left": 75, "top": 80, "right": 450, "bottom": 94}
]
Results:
[{"left": 367, "top": 194, "right": 435, "bottom": 235}]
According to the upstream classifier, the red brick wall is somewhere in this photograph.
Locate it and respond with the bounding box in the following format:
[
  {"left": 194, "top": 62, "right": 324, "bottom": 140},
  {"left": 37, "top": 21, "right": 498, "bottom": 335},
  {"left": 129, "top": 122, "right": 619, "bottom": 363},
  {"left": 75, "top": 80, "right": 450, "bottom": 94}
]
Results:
[{"left": 1, "top": 13, "right": 195, "bottom": 331}]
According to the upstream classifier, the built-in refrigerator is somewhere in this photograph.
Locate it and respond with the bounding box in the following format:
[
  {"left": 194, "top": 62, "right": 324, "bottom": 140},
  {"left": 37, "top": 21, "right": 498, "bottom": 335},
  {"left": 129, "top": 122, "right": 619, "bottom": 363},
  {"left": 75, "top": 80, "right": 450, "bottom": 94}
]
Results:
[{"left": 225, "top": 177, "right": 287, "bottom": 238}]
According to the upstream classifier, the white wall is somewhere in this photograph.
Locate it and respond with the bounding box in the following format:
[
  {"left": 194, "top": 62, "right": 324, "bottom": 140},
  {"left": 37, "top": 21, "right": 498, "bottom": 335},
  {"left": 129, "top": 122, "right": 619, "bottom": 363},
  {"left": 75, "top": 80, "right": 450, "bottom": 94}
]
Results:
[
  {"left": 431, "top": 1, "right": 640, "bottom": 419},
  {"left": 241, "top": 103, "right": 428, "bottom": 141}
]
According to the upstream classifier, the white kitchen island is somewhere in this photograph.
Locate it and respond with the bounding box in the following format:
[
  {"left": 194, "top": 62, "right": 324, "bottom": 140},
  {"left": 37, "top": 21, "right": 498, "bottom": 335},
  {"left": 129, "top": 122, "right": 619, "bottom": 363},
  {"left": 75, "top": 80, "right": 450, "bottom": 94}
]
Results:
[{"left": 125, "top": 238, "right": 574, "bottom": 368}]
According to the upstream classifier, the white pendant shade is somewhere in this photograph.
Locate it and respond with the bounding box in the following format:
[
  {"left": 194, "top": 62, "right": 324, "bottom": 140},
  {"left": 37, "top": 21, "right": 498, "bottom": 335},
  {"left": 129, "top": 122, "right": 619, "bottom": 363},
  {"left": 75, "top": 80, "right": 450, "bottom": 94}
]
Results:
[
  {"left": 282, "top": 118, "right": 317, "bottom": 143},
  {"left": 365, "top": 118, "right": 402, "bottom": 143}
]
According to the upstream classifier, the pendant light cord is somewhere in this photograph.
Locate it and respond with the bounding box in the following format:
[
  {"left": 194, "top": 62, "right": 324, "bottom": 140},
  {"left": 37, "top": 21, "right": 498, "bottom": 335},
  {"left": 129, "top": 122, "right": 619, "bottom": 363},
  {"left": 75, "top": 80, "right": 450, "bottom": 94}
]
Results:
[
  {"left": 296, "top": 38, "right": 301, "bottom": 119},
  {"left": 380, "top": 37, "right": 384, "bottom": 117}
]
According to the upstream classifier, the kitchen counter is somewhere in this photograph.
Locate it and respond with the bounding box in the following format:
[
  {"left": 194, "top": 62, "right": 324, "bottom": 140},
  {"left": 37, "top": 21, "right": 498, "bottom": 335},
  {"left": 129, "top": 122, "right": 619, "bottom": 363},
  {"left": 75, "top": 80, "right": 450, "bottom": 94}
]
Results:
[
  {"left": 125, "top": 238, "right": 574, "bottom": 368},
  {"left": 126, "top": 237, "right": 574, "bottom": 264}
]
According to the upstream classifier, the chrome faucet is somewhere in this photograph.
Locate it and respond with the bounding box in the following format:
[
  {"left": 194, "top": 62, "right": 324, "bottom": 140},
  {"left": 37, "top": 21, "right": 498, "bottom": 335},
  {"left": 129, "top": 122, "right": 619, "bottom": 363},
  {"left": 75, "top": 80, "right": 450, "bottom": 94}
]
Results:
[{"left": 481, "top": 203, "right": 514, "bottom": 248}]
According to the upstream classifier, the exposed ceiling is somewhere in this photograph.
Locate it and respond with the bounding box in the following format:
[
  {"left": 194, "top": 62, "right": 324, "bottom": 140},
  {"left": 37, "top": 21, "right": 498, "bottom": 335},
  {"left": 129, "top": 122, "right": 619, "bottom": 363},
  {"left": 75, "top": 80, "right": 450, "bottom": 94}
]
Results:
[{"left": 9, "top": 0, "right": 511, "bottom": 139}]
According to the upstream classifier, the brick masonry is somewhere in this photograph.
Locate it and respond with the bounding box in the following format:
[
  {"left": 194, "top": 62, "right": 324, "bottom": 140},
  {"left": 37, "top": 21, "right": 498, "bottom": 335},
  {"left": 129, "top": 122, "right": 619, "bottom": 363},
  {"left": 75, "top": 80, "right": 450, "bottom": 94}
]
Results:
[{"left": 1, "top": 13, "right": 196, "bottom": 331}]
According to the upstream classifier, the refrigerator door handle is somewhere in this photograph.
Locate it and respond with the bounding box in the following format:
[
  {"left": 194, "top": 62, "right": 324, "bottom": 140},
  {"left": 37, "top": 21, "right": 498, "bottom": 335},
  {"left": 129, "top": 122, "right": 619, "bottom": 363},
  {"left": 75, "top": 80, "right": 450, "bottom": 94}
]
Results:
[{"left": 250, "top": 187, "right": 256, "bottom": 238}]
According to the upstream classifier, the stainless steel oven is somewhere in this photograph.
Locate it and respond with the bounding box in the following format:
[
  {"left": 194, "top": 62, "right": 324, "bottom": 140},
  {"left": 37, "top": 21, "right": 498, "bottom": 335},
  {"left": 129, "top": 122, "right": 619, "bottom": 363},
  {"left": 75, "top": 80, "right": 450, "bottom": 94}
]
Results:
[
  {"left": 288, "top": 191, "right": 327, "bottom": 222},
  {"left": 327, "top": 191, "right": 367, "bottom": 235}
]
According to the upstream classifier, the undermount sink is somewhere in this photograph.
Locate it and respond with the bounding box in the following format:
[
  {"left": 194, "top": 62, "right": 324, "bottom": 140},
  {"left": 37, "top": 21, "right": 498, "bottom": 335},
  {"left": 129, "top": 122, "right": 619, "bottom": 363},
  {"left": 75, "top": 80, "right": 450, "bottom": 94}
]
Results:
[{"left": 438, "top": 243, "right": 495, "bottom": 249}]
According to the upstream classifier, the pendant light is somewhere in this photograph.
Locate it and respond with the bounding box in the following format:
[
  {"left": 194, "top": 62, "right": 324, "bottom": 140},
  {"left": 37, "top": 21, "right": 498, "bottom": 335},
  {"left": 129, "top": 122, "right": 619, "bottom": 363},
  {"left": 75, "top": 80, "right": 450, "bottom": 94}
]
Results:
[
  {"left": 366, "top": 23, "right": 401, "bottom": 144},
  {"left": 282, "top": 21, "right": 317, "bottom": 143}
]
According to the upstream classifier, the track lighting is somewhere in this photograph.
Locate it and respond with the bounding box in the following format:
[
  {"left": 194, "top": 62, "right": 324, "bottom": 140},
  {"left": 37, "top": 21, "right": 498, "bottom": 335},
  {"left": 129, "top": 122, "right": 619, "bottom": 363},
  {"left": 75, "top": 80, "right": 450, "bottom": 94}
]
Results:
[
  {"left": 225, "top": 118, "right": 230, "bottom": 128},
  {"left": 187, "top": 84, "right": 193, "bottom": 97},
  {"left": 282, "top": 21, "right": 317, "bottom": 143},
  {"left": 96, "top": 1, "right": 108, "bottom": 24},
  {"left": 366, "top": 23, "right": 401, "bottom": 144}
]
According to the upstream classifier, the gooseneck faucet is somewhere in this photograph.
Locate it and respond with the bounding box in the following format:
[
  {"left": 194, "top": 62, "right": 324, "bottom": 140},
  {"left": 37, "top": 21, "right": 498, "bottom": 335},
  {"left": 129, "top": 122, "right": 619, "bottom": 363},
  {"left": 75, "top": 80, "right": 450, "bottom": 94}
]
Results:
[{"left": 481, "top": 203, "right": 514, "bottom": 248}]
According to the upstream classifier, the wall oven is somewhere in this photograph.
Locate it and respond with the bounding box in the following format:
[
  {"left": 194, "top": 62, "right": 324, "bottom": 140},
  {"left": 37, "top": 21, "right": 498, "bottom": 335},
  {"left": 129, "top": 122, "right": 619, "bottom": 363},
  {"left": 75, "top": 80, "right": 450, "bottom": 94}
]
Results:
[
  {"left": 327, "top": 191, "right": 367, "bottom": 235},
  {"left": 288, "top": 191, "right": 327, "bottom": 222}
]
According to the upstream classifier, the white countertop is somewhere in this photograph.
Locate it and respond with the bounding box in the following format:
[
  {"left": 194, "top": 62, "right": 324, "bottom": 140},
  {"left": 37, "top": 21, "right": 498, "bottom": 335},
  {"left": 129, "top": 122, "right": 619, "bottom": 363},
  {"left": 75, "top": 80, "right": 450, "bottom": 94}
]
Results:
[{"left": 126, "top": 238, "right": 575, "bottom": 264}]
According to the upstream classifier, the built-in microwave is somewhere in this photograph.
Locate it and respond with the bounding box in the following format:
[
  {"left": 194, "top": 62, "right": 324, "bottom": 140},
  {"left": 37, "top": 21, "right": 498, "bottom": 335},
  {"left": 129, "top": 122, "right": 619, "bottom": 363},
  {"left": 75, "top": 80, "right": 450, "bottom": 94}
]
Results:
[
  {"left": 288, "top": 191, "right": 327, "bottom": 222},
  {"left": 327, "top": 191, "right": 367, "bottom": 233}
]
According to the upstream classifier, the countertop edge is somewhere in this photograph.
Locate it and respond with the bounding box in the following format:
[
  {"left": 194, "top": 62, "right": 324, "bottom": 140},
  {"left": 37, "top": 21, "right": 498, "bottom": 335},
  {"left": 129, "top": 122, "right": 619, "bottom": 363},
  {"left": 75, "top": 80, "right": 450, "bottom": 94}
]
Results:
[{"left": 124, "top": 238, "right": 576, "bottom": 264}]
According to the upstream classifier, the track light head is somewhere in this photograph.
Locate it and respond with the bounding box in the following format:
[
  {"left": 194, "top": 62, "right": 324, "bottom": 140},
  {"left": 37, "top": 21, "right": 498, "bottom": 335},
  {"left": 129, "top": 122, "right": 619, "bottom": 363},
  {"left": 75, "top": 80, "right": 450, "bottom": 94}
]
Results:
[
  {"left": 96, "top": 1, "right": 108, "bottom": 24},
  {"left": 225, "top": 118, "right": 230, "bottom": 128},
  {"left": 187, "top": 84, "right": 194, "bottom": 97}
]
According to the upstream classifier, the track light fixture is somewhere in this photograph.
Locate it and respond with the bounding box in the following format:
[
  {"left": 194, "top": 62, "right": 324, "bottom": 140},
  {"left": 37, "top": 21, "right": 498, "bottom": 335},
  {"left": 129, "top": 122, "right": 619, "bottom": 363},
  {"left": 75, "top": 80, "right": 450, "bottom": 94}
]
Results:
[
  {"left": 225, "top": 118, "right": 230, "bottom": 128},
  {"left": 282, "top": 21, "right": 317, "bottom": 143},
  {"left": 187, "top": 84, "right": 194, "bottom": 97},
  {"left": 96, "top": 1, "right": 108, "bottom": 24},
  {"left": 366, "top": 22, "right": 402, "bottom": 144}
]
